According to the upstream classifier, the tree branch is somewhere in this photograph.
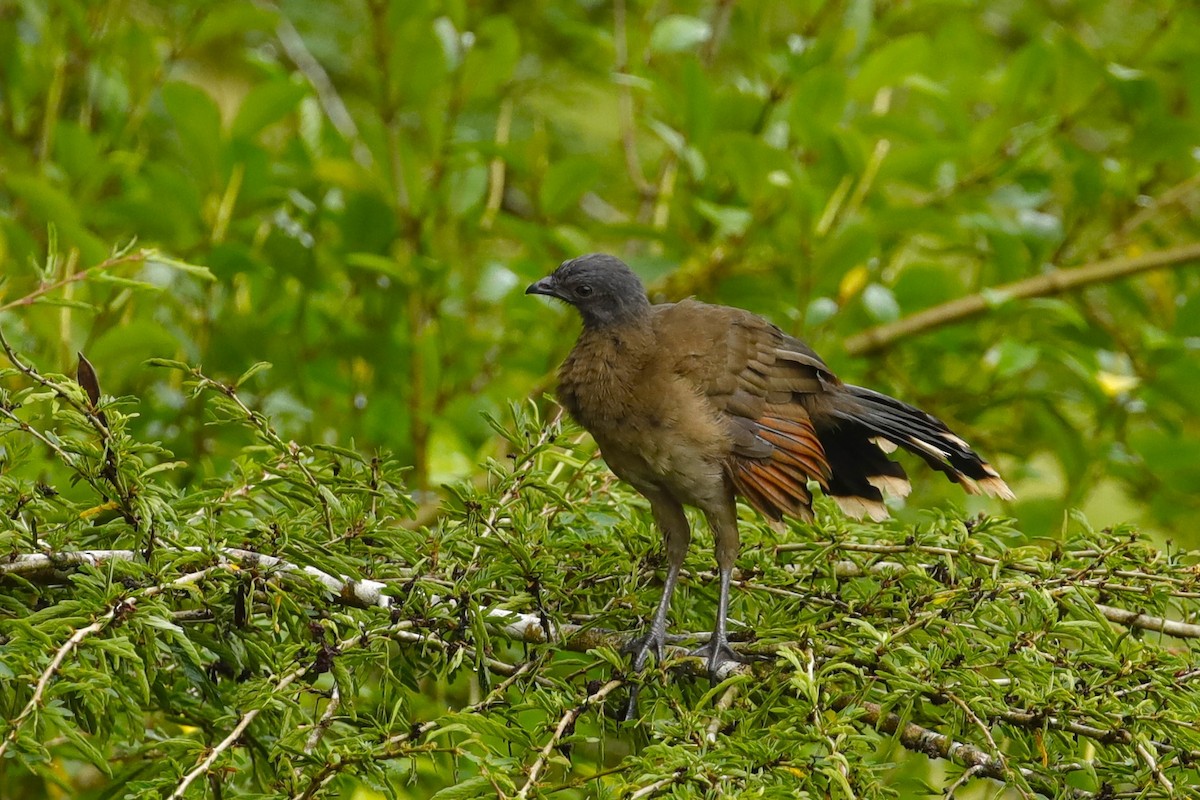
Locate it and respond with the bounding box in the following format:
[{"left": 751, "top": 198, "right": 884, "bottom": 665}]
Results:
[
  {"left": 517, "top": 679, "right": 624, "bottom": 799},
  {"left": 8, "top": 544, "right": 1196, "bottom": 794},
  {"left": 1093, "top": 604, "right": 1200, "bottom": 640},
  {"left": 0, "top": 249, "right": 149, "bottom": 314},
  {"left": 844, "top": 243, "right": 1200, "bottom": 356},
  {"left": 264, "top": 3, "right": 374, "bottom": 170},
  {"left": 168, "top": 665, "right": 308, "bottom": 800},
  {"left": 0, "top": 618, "right": 106, "bottom": 760}
]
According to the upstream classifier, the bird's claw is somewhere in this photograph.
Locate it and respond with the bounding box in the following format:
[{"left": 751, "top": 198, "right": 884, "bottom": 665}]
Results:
[
  {"left": 622, "top": 630, "right": 666, "bottom": 672},
  {"left": 617, "top": 629, "right": 667, "bottom": 721},
  {"left": 618, "top": 684, "right": 642, "bottom": 723},
  {"left": 689, "top": 638, "right": 744, "bottom": 684}
]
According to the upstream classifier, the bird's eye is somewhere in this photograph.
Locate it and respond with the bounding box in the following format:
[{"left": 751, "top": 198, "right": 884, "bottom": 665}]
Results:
[{"left": 576, "top": 284, "right": 593, "bottom": 297}]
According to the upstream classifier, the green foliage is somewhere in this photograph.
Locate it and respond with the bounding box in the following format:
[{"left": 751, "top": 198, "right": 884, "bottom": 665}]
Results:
[
  {"left": 2, "top": 355, "right": 1200, "bottom": 798},
  {"left": 0, "top": 0, "right": 1198, "bottom": 534},
  {"left": 3, "top": 0, "right": 1200, "bottom": 797}
]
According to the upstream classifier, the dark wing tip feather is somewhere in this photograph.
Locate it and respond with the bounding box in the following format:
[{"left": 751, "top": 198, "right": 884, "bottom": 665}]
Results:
[{"left": 824, "top": 384, "right": 1014, "bottom": 503}]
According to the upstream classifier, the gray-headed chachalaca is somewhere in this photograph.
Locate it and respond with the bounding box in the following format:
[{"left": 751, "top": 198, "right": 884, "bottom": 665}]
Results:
[{"left": 527, "top": 254, "right": 1012, "bottom": 706}]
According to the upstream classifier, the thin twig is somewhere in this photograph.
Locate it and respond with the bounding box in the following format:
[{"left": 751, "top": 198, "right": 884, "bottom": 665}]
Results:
[
  {"left": 0, "top": 250, "right": 149, "bottom": 313},
  {"left": 169, "top": 666, "right": 308, "bottom": 799},
  {"left": 945, "top": 765, "right": 984, "bottom": 798},
  {"left": 301, "top": 684, "right": 340, "bottom": 759},
  {"left": 468, "top": 408, "right": 562, "bottom": 566},
  {"left": 0, "top": 619, "right": 106, "bottom": 759},
  {"left": 1135, "top": 741, "right": 1174, "bottom": 794},
  {"left": 194, "top": 371, "right": 337, "bottom": 540},
  {"left": 629, "top": 774, "right": 680, "bottom": 799},
  {"left": 516, "top": 679, "right": 624, "bottom": 799},
  {"left": 943, "top": 691, "right": 1029, "bottom": 797},
  {"left": 265, "top": 4, "right": 373, "bottom": 170},
  {"left": 705, "top": 684, "right": 740, "bottom": 744},
  {"left": 0, "top": 403, "right": 110, "bottom": 502},
  {"left": 844, "top": 242, "right": 1200, "bottom": 355}
]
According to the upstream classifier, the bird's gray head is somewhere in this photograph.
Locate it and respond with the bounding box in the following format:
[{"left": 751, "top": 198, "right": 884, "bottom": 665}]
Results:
[{"left": 526, "top": 253, "right": 651, "bottom": 329}]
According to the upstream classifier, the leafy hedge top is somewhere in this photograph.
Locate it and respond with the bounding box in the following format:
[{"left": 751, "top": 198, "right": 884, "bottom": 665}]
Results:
[
  {"left": 3, "top": 334, "right": 1200, "bottom": 799},
  {"left": 2, "top": 0, "right": 1199, "bottom": 538}
]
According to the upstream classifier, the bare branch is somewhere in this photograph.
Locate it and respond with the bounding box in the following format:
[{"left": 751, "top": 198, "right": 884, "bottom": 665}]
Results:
[
  {"left": 1094, "top": 604, "right": 1200, "bottom": 640},
  {"left": 844, "top": 242, "right": 1200, "bottom": 356},
  {"left": 8, "top": 544, "right": 1198, "bottom": 792},
  {"left": 1135, "top": 741, "right": 1175, "bottom": 794},
  {"left": 705, "top": 684, "right": 739, "bottom": 744},
  {"left": 263, "top": 4, "right": 373, "bottom": 170},
  {"left": 302, "top": 684, "right": 340, "bottom": 759},
  {"left": 843, "top": 698, "right": 1008, "bottom": 779}
]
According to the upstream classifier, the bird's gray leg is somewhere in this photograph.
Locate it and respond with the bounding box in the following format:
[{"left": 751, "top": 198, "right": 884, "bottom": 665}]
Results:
[
  {"left": 691, "top": 501, "right": 742, "bottom": 682},
  {"left": 622, "top": 492, "right": 689, "bottom": 720}
]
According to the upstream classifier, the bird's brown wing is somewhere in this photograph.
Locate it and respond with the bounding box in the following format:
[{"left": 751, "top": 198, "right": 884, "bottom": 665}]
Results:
[
  {"left": 655, "top": 301, "right": 836, "bottom": 521},
  {"left": 655, "top": 300, "right": 1010, "bottom": 522}
]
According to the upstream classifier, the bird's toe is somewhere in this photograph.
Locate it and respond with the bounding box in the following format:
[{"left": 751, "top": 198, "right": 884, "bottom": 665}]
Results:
[
  {"left": 622, "top": 630, "right": 666, "bottom": 672},
  {"left": 689, "top": 639, "right": 744, "bottom": 683}
]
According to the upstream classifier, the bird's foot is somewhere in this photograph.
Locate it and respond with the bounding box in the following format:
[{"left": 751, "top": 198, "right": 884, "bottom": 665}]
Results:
[
  {"left": 617, "top": 629, "right": 666, "bottom": 722},
  {"left": 622, "top": 629, "right": 666, "bottom": 673},
  {"left": 689, "top": 637, "right": 745, "bottom": 684}
]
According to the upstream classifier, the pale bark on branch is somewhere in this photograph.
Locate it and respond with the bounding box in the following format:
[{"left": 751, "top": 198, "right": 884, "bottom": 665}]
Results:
[{"left": 8, "top": 547, "right": 1198, "bottom": 641}]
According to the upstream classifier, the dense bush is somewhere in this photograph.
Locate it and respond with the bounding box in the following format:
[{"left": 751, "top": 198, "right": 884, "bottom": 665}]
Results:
[
  {"left": 2, "top": 0, "right": 1198, "bottom": 532},
  {"left": 3, "top": 342, "right": 1200, "bottom": 797},
  {"left": 3, "top": 0, "right": 1200, "bottom": 797}
]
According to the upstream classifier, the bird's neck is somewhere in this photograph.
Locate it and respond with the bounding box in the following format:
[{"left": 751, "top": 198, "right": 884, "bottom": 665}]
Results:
[
  {"left": 578, "top": 311, "right": 655, "bottom": 354},
  {"left": 578, "top": 297, "right": 652, "bottom": 330}
]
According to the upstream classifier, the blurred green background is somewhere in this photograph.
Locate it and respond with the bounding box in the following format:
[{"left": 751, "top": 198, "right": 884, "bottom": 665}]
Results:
[{"left": 2, "top": 0, "right": 1199, "bottom": 540}]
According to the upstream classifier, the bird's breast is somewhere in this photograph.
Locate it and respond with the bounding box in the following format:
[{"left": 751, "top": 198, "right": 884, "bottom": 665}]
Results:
[{"left": 557, "top": 334, "right": 733, "bottom": 508}]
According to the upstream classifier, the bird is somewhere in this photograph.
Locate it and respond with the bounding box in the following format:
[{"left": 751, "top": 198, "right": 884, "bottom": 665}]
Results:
[{"left": 527, "top": 253, "right": 1012, "bottom": 712}]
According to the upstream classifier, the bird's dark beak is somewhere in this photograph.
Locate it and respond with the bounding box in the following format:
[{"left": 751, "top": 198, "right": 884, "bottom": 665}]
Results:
[{"left": 525, "top": 276, "right": 562, "bottom": 300}]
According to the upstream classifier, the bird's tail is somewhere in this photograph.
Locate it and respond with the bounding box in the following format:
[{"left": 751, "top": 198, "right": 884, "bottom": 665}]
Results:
[{"left": 816, "top": 385, "right": 1013, "bottom": 521}]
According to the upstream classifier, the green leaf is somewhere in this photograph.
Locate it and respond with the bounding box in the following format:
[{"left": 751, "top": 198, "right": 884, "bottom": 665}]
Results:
[
  {"left": 694, "top": 199, "right": 752, "bottom": 238},
  {"left": 237, "top": 362, "right": 273, "bottom": 387},
  {"left": 141, "top": 461, "right": 188, "bottom": 477},
  {"left": 146, "top": 254, "right": 217, "bottom": 281},
  {"left": 649, "top": 15, "right": 712, "bottom": 54},
  {"left": 161, "top": 81, "right": 223, "bottom": 179},
  {"left": 984, "top": 340, "right": 1039, "bottom": 378},
  {"left": 145, "top": 358, "right": 192, "bottom": 371},
  {"left": 447, "top": 161, "right": 489, "bottom": 215},
  {"left": 428, "top": 776, "right": 493, "bottom": 800},
  {"left": 232, "top": 77, "right": 308, "bottom": 139},
  {"left": 539, "top": 156, "right": 601, "bottom": 216}
]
